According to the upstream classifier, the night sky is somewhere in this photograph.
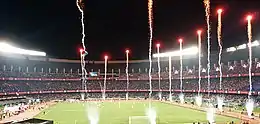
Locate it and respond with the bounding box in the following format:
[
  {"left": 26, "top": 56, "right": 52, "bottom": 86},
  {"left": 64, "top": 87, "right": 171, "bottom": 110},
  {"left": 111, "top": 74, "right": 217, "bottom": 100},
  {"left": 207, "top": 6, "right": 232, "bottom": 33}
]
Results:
[{"left": 0, "top": 0, "right": 260, "bottom": 60}]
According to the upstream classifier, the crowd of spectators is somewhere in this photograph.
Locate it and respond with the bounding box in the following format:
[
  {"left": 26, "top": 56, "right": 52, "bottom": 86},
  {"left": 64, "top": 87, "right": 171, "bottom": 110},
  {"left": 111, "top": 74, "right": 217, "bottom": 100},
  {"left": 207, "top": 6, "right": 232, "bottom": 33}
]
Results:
[
  {"left": 0, "top": 59, "right": 260, "bottom": 107},
  {"left": 1, "top": 77, "right": 260, "bottom": 93},
  {"left": 0, "top": 61, "right": 260, "bottom": 79}
]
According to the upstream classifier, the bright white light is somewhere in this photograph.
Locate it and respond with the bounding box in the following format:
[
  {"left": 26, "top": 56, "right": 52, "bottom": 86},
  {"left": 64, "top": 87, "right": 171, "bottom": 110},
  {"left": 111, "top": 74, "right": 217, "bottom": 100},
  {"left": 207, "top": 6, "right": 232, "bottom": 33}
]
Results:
[
  {"left": 195, "top": 95, "right": 202, "bottom": 107},
  {"left": 188, "top": 69, "right": 192, "bottom": 73},
  {"left": 207, "top": 103, "right": 215, "bottom": 124},
  {"left": 250, "top": 40, "right": 260, "bottom": 47},
  {"left": 153, "top": 46, "right": 198, "bottom": 58},
  {"left": 227, "top": 40, "right": 259, "bottom": 52},
  {"left": 179, "top": 93, "right": 184, "bottom": 104},
  {"left": 202, "top": 68, "right": 206, "bottom": 73},
  {"left": 146, "top": 107, "right": 157, "bottom": 124},
  {"left": 0, "top": 42, "right": 46, "bottom": 56},
  {"left": 237, "top": 44, "right": 246, "bottom": 50},
  {"left": 257, "top": 62, "right": 260, "bottom": 68},
  {"left": 86, "top": 103, "right": 99, "bottom": 124},
  {"left": 226, "top": 47, "right": 236, "bottom": 52},
  {"left": 217, "top": 96, "right": 224, "bottom": 112},
  {"left": 246, "top": 99, "right": 254, "bottom": 118}
]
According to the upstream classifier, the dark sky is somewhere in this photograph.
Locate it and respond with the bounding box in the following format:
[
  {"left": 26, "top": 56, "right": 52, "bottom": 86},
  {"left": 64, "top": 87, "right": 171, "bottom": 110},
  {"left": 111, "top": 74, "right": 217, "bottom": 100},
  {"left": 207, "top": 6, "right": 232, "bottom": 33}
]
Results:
[{"left": 0, "top": 0, "right": 260, "bottom": 60}]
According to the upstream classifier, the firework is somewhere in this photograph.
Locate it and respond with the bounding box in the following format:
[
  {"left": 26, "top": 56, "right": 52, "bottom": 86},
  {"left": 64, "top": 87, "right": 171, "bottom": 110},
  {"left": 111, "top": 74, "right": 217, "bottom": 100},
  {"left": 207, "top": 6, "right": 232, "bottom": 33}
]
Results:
[
  {"left": 247, "top": 15, "right": 253, "bottom": 96},
  {"left": 197, "top": 30, "right": 202, "bottom": 95},
  {"left": 217, "top": 9, "right": 223, "bottom": 91},
  {"left": 245, "top": 15, "right": 254, "bottom": 118},
  {"left": 148, "top": 0, "right": 153, "bottom": 100},
  {"left": 179, "top": 38, "right": 184, "bottom": 104},
  {"left": 169, "top": 56, "right": 172, "bottom": 102},
  {"left": 102, "top": 55, "right": 108, "bottom": 100},
  {"left": 76, "top": 0, "right": 88, "bottom": 95},
  {"left": 126, "top": 50, "right": 129, "bottom": 100},
  {"left": 156, "top": 44, "right": 162, "bottom": 100},
  {"left": 179, "top": 38, "right": 183, "bottom": 93},
  {"left": 204, "top": 0, "right": 211, "bottom": 97}
]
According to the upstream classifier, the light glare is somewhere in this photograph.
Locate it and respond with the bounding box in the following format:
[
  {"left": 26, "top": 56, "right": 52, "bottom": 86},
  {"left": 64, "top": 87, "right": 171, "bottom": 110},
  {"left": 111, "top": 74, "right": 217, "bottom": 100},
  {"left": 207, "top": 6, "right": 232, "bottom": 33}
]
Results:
[
  {"left": 226, "top": 47, "right": 236, "bottom": 52},
  {"left": 0, "top": 42, "right": 46, "bottom": 56},
  {"left": 197, "top": 30, "right": 202, "bottom": 35},
  {"left": 237, "top": 44, "right": 247, "bottom": 50},
  {"left": 217, "top": 9, "right": 223, "bottom": 14},
  {"left": 247, "top": 15, "right": 253, "bottom": 21},
  {"left": 153, "top": 46, "right": 198, "bottom": 58},
  {"left": 178, "top": 38, "right": 183, "bottom": 43},
  {"left": 104, "top": 55, "right": 108, "bottom": 59}
]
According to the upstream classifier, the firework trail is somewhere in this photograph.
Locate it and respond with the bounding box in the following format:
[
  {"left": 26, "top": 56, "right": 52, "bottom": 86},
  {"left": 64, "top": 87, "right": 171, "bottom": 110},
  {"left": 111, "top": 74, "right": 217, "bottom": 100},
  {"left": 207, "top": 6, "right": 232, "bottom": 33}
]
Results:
[
  {"left": 157, "top": 44, "right": 162, "bottom": 100},
  {"left": 77, "top": 0, "right": 88, "bottom": 93},
  {"left": 126, "top": 50, "right": 129, "bottom": 100},
  {"left": 148, "top": 0, "right": 153, "bottom": 100},
  {"left": 204, "top": 0, "right": 211, "bottom": 97},
  {"left": 76, "top": 0, "right": 86, "bottom": 50},
  {"left": 247, "top": 15, "right": 253, "bottom": 97},
  {"left": 217, "top": 9, "right": 223, "bottom": 91},
  {"left": 179, "top": 39, "right": 184, "bottom": 104},
  {"left": 103, "top": 56, "right": 108, "bottom": 100},
  {"left": 169, "top": 56, "right": 172, "bottom": 101},
  {"left": 179, "top": 39, "right": 183, "bottom": 93},
  {"left": 197, "top": 30, "right": 202, "bottom": 95}
]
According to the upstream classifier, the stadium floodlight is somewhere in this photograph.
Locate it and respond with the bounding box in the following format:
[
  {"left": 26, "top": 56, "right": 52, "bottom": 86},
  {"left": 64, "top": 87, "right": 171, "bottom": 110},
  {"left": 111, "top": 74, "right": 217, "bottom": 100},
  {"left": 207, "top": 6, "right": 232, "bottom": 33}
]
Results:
[
  {"left": 0, "top": 42, "right": 46, "bottom": 56},
  {"left": 226, "top": 47, "right": 236, "bottom": 52},
  {"left": 250, "top": 40, "right": 259, "bottom": 47},
  {"left": 237, "top": 44, "right": 247, "bottom": 50},
  {"left": 153, "top": 46, "right": 198, "bottom": 58}
]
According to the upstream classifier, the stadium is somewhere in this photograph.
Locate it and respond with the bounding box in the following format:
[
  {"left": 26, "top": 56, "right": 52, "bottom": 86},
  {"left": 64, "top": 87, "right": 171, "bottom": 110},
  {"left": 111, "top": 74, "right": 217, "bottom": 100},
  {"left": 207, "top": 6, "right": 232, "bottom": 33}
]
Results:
[
  {"left": 1, "top": 0, "right": 260, "bottom": 124},
  {"left": 0, "top": 40, "right": 260, "bottom": 124}
]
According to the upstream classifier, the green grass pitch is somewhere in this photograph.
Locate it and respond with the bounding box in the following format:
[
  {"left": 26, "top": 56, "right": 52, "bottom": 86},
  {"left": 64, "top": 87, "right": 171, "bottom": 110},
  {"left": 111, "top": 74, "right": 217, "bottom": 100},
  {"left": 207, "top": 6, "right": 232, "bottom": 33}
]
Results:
[{"left": 36, "top": 101, "right": 240, "bottom": 124}]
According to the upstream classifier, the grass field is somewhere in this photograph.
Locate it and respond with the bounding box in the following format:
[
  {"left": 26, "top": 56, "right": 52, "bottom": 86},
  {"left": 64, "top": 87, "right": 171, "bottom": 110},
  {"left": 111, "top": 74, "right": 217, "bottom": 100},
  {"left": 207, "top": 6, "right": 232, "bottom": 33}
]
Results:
[{"left": 36, "top": 101, "right": 240, "bottom": 124}]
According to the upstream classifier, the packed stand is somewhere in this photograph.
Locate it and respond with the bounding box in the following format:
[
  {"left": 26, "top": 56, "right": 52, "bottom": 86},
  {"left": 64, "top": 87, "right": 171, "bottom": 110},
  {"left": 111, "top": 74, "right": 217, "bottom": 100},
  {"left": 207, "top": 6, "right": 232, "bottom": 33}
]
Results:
[{"left": 0, "top": 76, "right": 260, "bottom": 93}]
